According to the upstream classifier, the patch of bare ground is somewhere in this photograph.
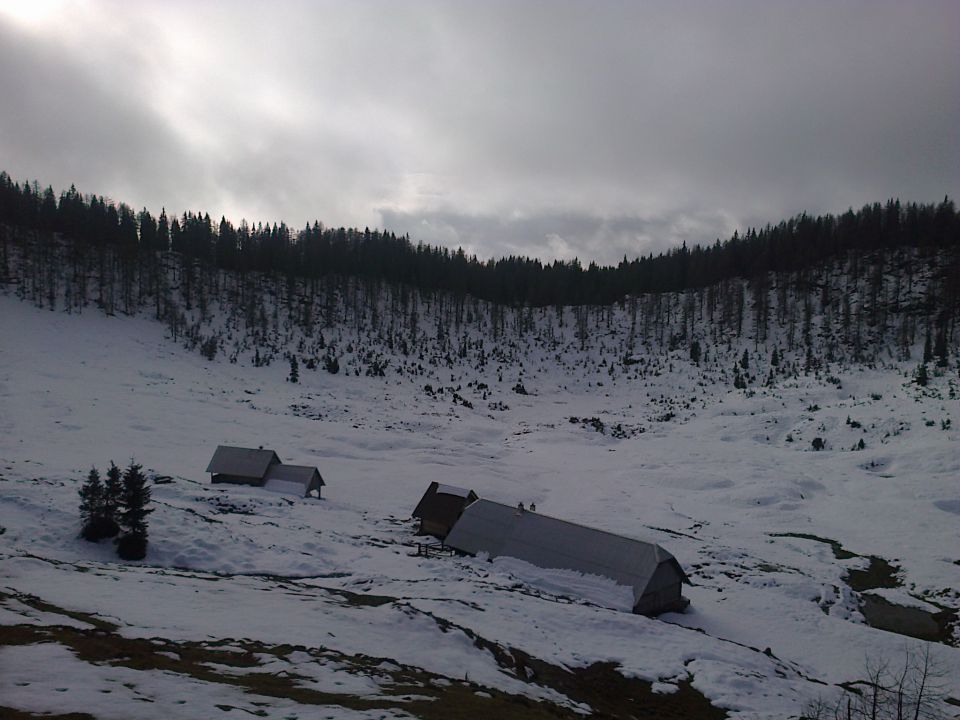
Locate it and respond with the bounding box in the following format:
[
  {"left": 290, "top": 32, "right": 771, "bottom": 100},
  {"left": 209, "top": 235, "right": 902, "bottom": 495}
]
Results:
[
  {"left": 0, "top": 709, "right": 96, "bottom": 720},
  {"left": 1, "top": 591, "right": 728, "bottom": 719},
  {"left": 414, "top": 605, "right": 727, "bottom": 719}
]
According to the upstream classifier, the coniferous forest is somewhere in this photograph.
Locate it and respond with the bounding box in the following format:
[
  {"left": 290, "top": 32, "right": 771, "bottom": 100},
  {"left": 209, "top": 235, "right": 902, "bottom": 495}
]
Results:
[
  {"left": 1, "top": 170, "right": 958, "bottom": 380},
  {"left": 1, "top": 171, "right": 957, "bottom": 307}
]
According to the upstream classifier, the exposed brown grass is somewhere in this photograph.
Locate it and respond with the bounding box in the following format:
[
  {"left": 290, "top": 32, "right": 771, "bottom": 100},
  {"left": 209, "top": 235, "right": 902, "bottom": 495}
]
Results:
[{"left": 1, "top": 590, "right": 727, "bottom": 719}]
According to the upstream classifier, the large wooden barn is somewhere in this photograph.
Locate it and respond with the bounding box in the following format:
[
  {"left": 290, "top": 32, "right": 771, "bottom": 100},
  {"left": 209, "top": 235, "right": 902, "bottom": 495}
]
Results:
[
  {"left": 444, "top": 499, "right": 689, "bottom": 615},
  {"left": 411, "top": 481, "right": 479, "bottom": 539},
  {"left": 206, "top": 445, "right": 325, "bottom": 498}
]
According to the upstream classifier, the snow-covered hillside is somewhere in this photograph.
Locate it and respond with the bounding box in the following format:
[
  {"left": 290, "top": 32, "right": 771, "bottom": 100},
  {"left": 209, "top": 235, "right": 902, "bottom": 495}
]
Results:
[{"left": 1, "top": 282, "right": 958, "bottom": 718}]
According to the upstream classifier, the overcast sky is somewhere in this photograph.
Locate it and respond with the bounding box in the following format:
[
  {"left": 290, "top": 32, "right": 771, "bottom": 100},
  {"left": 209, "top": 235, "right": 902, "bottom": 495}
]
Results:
[{"left": 1, "top": 1, "right": 957, "bottom": 264}]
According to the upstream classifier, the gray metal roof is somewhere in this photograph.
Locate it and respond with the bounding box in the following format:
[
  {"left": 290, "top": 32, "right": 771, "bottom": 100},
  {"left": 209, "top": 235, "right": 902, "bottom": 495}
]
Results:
[
  {"left": 264, "top": 463, "right": 325, "bottom": 487},
  {"left": 205, "top": 445, "right": 280, "bottom": 479},
  {"left": 444, "top": 499, "right": 686, "bottom": 606}
]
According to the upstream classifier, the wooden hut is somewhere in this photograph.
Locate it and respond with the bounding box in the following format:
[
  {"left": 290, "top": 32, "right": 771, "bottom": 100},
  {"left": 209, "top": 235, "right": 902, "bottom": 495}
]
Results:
[
  {"left": 264, "top": 463, "right": 325, "bottom": 498},
  {"left": 412, "top": 481, "right": 478, "bottom": 539},
  {"left": 206, "top": 445, "right": 325, "bottom": 498},
  {"left": 206, "top": 446, "right": 280, "bottom": 486}
]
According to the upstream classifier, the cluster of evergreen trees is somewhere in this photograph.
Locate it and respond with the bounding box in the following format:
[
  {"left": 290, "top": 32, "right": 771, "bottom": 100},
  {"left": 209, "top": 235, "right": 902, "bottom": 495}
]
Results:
[
  {"left": 78, "top": 461, "right": 152, "bottom": 560},
  {"left": 1, "top": 170, "right": 957, "bottom": 307}
]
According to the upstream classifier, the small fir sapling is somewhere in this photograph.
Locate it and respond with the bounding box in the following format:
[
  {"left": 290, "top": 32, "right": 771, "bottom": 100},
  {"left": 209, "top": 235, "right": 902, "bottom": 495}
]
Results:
[
  {"left": 200, "top": 335, "right": 217, "bottom": 360},
  {"left": 323, "top": 351, "right": 339, "bottom": 374},
  {"left": 733, "top": 368, "right": 747, "bottom": 389}
]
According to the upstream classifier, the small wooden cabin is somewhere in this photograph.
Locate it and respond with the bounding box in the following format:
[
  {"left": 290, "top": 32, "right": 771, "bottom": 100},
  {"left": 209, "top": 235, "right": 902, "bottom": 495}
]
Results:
[
  {"left": 206, "top": 446, "right": 280, "bottom": 486},
  {"left": 206, "top": 445, "right": 325, "bottom": 498},
  {"left": 263, "top": 463, "right": 324, "bottom": 498},
  {"left": 412, "top": 481, "right": 478, "bottom": 539}
]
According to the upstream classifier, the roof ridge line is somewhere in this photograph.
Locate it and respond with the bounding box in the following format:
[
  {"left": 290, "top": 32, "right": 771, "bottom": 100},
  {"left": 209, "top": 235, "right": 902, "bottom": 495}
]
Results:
[{"left": 468, "top": 498, "right": 665, "bottom": 550}]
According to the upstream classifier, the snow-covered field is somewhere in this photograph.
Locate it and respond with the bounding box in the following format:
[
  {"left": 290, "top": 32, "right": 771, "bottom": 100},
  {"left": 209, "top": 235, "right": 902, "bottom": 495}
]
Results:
[{"left": 1, "top": 295, "right": 958, "bottom": 719}]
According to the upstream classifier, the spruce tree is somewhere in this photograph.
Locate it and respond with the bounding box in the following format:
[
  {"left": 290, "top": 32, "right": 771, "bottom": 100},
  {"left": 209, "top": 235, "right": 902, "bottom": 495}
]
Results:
[
  {"left": 78, "top": 467, "right": 104, "bottom": 541},
  {"left": 102, "top": 462, "right": 123, "bottom": 537},
  {"left": 79, "top": 465, "right": 122, "bottom": 541},
  {"left": 117, "top": 462, "right": 152, "bottom": 560}
]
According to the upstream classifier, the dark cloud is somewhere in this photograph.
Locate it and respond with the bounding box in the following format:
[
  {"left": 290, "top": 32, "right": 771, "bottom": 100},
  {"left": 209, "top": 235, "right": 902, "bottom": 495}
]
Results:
[{"left": 1, "top": 1, "right": 957, "bottom": 261}]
